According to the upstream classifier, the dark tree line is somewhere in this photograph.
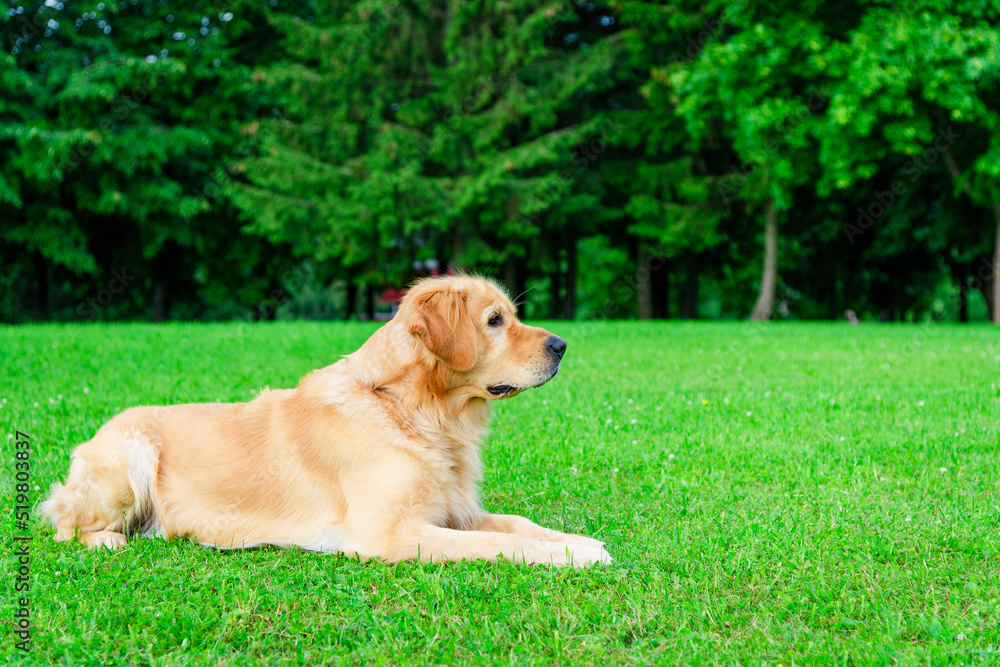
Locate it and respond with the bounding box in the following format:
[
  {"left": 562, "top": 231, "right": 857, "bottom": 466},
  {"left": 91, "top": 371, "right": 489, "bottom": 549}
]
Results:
[{"left": 2, "top": 0, "right": 998, "bottom": 323}]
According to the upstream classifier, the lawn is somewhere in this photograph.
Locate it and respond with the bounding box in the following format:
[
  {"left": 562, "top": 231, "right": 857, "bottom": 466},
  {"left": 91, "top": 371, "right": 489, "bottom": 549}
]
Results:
[{"left": 2, "top": 320, "right": 999, "bottom": 665}]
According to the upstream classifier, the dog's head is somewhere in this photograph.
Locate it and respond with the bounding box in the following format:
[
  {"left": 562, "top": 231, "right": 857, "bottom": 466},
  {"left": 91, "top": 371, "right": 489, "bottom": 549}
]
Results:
[{"left": 401, "top": 275, "right": 566, "bottom": 400}]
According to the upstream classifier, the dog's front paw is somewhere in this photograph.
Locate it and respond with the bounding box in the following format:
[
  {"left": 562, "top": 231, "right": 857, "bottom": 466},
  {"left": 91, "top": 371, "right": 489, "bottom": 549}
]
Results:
[
  {"left": 568, "top": 534, "right": 606, "bottom": 550},
  {"left": 566, "top": 544, "right": 612, "bottom": 568},
  {"left": 84, "top": 531, "right": 127, "bottom": 550}
]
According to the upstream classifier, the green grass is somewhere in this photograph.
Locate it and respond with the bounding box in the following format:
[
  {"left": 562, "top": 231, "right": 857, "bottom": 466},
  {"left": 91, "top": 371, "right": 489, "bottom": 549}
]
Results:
[{"left": 2, "top": 321, "right": 1000, "bottom": 665}]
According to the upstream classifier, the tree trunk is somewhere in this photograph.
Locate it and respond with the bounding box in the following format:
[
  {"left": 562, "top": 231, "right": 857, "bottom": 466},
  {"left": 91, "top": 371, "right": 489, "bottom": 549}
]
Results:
[
  {"left": 955, "top": 263, "right": 969, "bottom": 323},
  {"left": 504, "top": 256, "right": 526, "bottom": 319},
  {"left": 978, "top": 278, "right": 993, "bottom": 322},
  {"left": 680, "top": 263, "right": 699, "bottom": 319},
  {"left": 548, "top": 268, "right": 562, "bottom": 319},
  {"left": 828, "top": 263, "right": 839, "bottom": 320},
  {"left": 344, "top": 280, "right": 357, "bottom": 321},
  {"left": 33, "top": 252, "right": 49, "bottom": 319},
  {"left": 151, "top": 281, "right": 168, "bottom": 322},
  {"left": 637, "top": 243, "right": 653, "bottom": 320},
  {"left": 364, "top": 284, "right": 375, "bottom": 321},
  {"left": 152, "top": 244, "right": 177, "bottom": 322},
  {"left": 650, "top": 256, "right": 669, "bottom": 319},
  {"left": 944, "top": 154, "right": 998, "bottom": 323},
  {"left": 750, "top": 196, "right": 778, "bottom": 321},
  {"left": 563, "top": 237, "right": 577, "bottom": 320},
  {"left": 992, "top": 204, "right": 1000, "bottom": 324}
]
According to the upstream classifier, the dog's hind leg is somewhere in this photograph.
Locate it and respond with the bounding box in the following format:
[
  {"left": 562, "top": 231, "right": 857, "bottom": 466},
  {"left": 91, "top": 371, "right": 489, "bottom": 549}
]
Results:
[{"left": 40, "top": 427, "right": 160, "bottom": 550}]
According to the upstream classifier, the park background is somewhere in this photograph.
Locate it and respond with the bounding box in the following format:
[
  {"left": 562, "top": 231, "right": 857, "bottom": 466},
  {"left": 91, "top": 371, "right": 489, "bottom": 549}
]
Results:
[
  {"left": 4, "top": 3, "right": 1000, "bottom": 664},
  {"left": 2, "top": 0, "right": 999, "bottom": 325}
]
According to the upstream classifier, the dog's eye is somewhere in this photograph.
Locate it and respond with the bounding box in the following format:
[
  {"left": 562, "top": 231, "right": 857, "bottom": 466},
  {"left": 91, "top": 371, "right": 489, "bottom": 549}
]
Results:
[{"left": 488, "top": 313, "right": 503, "bottom": 328}]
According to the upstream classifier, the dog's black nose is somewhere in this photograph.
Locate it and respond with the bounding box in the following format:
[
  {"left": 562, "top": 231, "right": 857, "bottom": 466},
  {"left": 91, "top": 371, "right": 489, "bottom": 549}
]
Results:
[{"left": 547, "top": 336, "right": 567, "bottom": 359}]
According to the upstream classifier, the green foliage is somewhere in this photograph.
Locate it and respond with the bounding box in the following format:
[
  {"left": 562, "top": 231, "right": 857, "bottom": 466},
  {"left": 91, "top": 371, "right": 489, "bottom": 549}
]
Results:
[
  {"left": 0, "top": 0, "right": 298, "bottom": 320},
  {"left": 227, "top": 0, "right": 626, "bottom": 294},
  {"left": 2, "top": 0, "right": 999, "bottom": 322}
]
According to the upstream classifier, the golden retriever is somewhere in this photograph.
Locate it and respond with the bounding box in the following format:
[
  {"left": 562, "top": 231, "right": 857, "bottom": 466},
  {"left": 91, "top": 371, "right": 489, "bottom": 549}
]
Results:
[{"left": 41, "top": 275, "right": 611, "bottom": 567}]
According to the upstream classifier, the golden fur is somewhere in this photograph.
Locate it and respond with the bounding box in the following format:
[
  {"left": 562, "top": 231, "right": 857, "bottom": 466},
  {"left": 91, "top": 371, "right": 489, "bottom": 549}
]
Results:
[{"left": 41, "top": 275, "right": 611, "bottom": 566}]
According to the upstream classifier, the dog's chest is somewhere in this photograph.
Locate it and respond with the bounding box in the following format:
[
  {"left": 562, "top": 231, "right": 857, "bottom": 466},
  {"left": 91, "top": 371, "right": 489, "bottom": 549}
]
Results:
[
  {"left": 422, "top": 430, "right": 484, "bottom": 530},
  {"left": 375, "top": 392, "right": 490, "bottom": 529}
]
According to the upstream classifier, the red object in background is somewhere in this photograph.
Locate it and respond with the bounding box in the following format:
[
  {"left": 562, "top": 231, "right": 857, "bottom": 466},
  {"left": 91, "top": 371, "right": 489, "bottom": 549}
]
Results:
[
  {"left": 374, "top": 259, "right": 451, "bottom": 312},
  {"left": 377, "top": 287, "right": 407, "bottom": 305}
]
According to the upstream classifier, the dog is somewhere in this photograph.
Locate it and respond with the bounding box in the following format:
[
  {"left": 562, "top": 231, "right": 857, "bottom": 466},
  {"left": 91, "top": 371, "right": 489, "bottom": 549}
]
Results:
[{"left": 41, "top": 275, "right": 611, "bottom": 567}]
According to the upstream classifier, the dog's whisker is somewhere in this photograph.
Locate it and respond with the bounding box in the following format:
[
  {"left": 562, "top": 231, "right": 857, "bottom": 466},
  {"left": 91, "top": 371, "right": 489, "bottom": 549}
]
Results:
[{"left": 513, "top": 285, "right": 536, "bottom": 308}]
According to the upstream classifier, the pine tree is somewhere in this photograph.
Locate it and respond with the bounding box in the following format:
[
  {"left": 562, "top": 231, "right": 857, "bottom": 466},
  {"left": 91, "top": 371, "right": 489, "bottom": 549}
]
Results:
[{"left": 229, "top": 0, "right": 626, "bottom": 317}]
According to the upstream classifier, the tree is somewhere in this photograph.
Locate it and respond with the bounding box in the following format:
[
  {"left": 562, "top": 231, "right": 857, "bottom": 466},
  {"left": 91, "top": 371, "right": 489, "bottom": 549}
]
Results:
[
  {"left": 817, "top": 0, "right": 1000, "bottom": 322},
  {"left": 228, "top": 0, "right": 624, "bottom": 319},
  {"left": 668, "top": 1, "right": 840, "bottom": 320},
  {"left": 0, "top": 0, "right": 296, "bottom": 322}
]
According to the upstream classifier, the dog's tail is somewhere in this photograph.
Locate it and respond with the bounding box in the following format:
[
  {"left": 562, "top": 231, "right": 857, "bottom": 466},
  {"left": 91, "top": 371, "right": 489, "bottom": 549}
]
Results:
[{"left": 40, "top": 429, "right": 161, "bottom": 548}]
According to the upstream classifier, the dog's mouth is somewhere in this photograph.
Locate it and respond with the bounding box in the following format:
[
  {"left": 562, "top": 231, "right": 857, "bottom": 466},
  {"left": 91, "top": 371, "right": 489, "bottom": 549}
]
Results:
[{"left": 486, "top": 364, "right": 560, "bottom": 399}]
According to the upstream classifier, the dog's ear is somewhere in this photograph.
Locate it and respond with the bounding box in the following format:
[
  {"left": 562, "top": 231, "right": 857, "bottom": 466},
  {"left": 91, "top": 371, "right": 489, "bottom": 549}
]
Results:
[{"left": 409, "top": 287, "right": 478, "bottom": 372}]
